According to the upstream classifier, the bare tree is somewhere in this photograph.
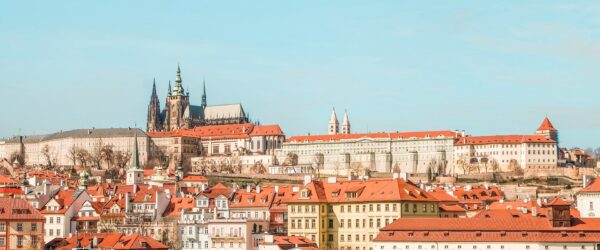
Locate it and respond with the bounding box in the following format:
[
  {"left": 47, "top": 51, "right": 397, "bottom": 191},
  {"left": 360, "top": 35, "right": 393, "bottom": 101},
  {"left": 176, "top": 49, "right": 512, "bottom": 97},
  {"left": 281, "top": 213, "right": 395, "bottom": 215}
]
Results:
[
  {"left": 67, "top": 145, "right": 78, "bottom": 167},
  {"left": 41, "top": 144, "right": 53, "bottom": 167},
  {"left": 101, "top": 144, "right": 115, "bottom": 169},
  {"left": 113, "top": 150, "right": 132, "bottom": 169},
  {"left": 75, "top": 148, "right": 91, "bottom": 168},
  {"left": 90, "top": 139, "right": 104, "bottom": 169},
  {"left": 9, "top": 151, "right": 24, "bottom": 165}
]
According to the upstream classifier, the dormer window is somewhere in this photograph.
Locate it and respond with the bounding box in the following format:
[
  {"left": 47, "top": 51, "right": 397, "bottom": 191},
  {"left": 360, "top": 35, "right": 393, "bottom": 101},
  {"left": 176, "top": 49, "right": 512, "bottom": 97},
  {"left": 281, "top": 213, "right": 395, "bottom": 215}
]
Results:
[
  {"left": 332, "top": 192, "right": 339, "bottom": 197},
  {"left": 346, "top": 192, "right": 358, "bottom": 199},
  {"left": 300, "top": 189, "right": 310, "bottom": 199}
]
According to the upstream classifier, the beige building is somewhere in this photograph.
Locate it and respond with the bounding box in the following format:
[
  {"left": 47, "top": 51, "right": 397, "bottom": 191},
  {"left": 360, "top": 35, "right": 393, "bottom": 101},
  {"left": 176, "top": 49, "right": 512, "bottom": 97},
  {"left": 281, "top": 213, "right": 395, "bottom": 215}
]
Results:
[
  {"left": 0, "top": 198, "right": 45, "bottom": 249},
  {"left": 0, "top": 128, "right": 149, "bottom": 168},
  {"left": 453, "top": 117, "right": 559, "bottom": 173},
  {"left": 287, "top": 175, "right": 440, "bottom": 250}
]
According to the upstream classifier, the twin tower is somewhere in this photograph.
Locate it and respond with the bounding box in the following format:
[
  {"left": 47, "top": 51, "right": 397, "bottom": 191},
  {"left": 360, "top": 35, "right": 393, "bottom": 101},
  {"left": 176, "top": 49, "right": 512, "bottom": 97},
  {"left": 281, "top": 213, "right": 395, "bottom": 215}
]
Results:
[{"left": 328, "top": 109, "right": 350, "bottom": 135}]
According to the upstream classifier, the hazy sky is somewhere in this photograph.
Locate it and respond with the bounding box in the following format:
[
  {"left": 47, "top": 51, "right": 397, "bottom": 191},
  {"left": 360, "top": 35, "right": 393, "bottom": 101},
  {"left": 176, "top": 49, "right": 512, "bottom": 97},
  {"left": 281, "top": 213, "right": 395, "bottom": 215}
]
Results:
[{"left": 1, "top": 1, "right": 599, "bottom": 148}]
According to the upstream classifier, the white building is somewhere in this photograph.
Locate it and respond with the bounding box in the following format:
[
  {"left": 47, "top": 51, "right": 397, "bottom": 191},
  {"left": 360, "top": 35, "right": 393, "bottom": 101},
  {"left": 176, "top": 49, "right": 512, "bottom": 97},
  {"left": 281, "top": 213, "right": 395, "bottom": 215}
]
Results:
[
  {"left": 453, "top": 117, "right": 559, "bottom": 173},
  {"left": 40, "top": 186, "right": 91, "bottom": 243},
  {"left": 577, "top": 176, "right": 600, "bottom": 218}
]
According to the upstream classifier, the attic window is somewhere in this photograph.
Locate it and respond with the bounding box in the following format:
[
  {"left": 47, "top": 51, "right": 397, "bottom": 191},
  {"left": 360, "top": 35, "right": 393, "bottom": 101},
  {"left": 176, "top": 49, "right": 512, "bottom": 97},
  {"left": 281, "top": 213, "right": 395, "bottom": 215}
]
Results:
[
  {"left": 300, "top": 189, "right": 310, "bottom": 199},
  {"left": 332, "top": 192, "right": 339, "bottom": 197},
  {"left": 346, "top": 192, "right": 358, "bottom": 199}
]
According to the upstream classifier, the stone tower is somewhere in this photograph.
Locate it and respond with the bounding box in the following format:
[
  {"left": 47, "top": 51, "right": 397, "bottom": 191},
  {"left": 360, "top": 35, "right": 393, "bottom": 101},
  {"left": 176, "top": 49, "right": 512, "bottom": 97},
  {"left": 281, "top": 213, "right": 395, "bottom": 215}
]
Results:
[
  {"left": 165, "top": 64, "right": 191, "bottom": 131},
  {"left": 341, "top": 110, "right": 351, "bottom": 134},
  {"left": 126, "top": 134, "right": 144, "bottom": 185},
  {"left": 328, "top": 109, "right": 339, "bottom": 135},
  {"left": 147, "top": 78, "right": 162, "bottom": 132},
  {"left": 536, "top": 116, "right": 558, "bottom": 144}
]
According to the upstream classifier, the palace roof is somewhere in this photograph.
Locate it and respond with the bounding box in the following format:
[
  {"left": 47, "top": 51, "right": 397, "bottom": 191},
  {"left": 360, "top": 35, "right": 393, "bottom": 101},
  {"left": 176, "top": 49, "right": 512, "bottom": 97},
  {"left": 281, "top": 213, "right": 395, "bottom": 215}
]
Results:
[
  {"left": 454, "top": 135, "right": 555, "bottom": 146},
  {"left": 147, "top": 123, "right": 284, "bottom": 139},
  {"left": 287, "top": 130, "right": 459, "bottom": 143}
]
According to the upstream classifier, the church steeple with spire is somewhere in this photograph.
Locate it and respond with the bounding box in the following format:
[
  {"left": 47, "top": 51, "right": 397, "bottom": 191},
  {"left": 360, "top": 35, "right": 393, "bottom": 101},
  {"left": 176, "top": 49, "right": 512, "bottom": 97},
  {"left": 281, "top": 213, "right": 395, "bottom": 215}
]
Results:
[
  {"left": 147, "top": 78, "right": 162, "bottom": 132},
  {"left": 328, "top": 108, "right": 339, "bottom": 135},
  {"left": 126, "top": 133, "right": 144, "bottom": 185},
  {"left": 342, "top": 110, "right": 351, "bottom": 134}
]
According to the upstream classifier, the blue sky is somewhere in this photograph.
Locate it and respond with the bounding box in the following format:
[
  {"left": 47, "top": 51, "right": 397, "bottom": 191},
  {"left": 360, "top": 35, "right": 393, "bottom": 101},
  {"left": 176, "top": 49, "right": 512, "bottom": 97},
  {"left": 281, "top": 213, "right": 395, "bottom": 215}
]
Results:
[{"left": 1, "top": 1, "right": 599, "bottom": 148}]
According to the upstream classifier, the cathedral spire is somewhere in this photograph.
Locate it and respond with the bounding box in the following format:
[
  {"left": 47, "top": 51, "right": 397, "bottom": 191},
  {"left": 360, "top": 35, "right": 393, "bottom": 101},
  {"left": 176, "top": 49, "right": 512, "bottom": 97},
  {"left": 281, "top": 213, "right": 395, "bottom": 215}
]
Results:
[
  {"left": 172, "top": 64, "right": 184, "bottom": 95},
  {"left": 151, "top": 78, "right": 157, "bottom": 97},
  {"left": 201, "top": 79, "right": 207, "bottom": 108},
  {"left": 167, "top": 81, "right": 172, "bottom": 96}
]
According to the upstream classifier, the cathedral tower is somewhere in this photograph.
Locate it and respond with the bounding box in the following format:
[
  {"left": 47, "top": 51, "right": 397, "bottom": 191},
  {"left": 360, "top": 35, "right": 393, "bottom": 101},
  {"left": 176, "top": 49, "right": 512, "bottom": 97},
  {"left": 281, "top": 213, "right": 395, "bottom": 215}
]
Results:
[
  {"left": 147, "top": 78, "right": 163, "bottom": 132},
  {"left": 126, "top": 134, "right": 144, "bottom": 185},
  {"left": 165, "top": 64, "right": 191, "bottom": 131},
  {"left": 342, "top": 110, "right": 351, "bottom": 134},
  {"left": 328, "top": 109, "right": 339, "bottom": 135}
]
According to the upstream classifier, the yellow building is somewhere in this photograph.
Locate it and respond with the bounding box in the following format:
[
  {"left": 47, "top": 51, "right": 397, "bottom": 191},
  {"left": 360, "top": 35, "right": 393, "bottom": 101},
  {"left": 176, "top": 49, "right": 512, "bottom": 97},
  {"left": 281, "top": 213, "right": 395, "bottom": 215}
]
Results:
[{"left": 287, "top": 176, "right": 440, "bottom": 250}]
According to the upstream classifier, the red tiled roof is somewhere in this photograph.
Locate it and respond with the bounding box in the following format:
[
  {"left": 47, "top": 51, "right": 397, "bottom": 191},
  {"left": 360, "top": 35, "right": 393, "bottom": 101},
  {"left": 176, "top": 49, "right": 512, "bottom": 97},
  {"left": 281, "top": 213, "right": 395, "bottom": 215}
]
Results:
[
  {"left": 455, "top": 135, "right": 555, "bottom": 146},
  {"left": 375, "top": 210, "right": 600, "bottom": 243},
  {"left": 147, "top": 123, "right": 284, "bottom": 140},
  {"left": 537, "top": 117, "right": 557, "bottom": 131},
  {"left": 288, "top": 178, "right": 438, "bottom": 203},
  {"left": 41, "top": 189, "right": 78, "bottom": 214},
  {"left": 0, "top": 198, "right": 44, "bottom": 220},
  {"left": 0, "top": 187, "right": 24, "bottom": 195},
  {"left": 250, "top": 124, "right": 285, "bottom": 136},
  {"left": 287, "top": 130, "right": 459, "bottom": 143},
  {"left": 182, "top": 175, "right": 208, "bottom": 182},
  {"left": 230, "top": 186, "right": 274, "bottom": 208},
  {"left": 163, "top": 197, "right": 195, "bottom": 217},
  {"left": 260, "top": 236, "right": 318, "bottom": 248},
  {"left": 439, "top": 204, "right": 466, "bottom": 212},
  {"left": 548, "top": 197, "right": 570, "bottom": 206},
  {"left": 0, "top": 175, "right": 18, "bottom": 184},
  {"left": 57, "top": 233, "right": 168, "bottom": 250},
  {"left": 580, "top": 178, "right": 600, "bottom": 193}
]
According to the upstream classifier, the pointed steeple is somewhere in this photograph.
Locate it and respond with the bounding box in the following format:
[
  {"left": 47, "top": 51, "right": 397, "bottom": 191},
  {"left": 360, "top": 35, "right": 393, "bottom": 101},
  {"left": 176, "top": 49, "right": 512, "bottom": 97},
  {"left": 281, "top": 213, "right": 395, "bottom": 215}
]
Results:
[
  {"left": 151, "top": 78, "right": 157, "bottom": 97},
  {"left": 342, "top": 110, "right": 351, "bottom": 134},
  {"left": 130, "top": 133, "right": 140, "bottom": 169},
  {"left": 328, "top": 108, "right": 339, "bottom": 135},
  {"left": 201, "top": 79, "right": 207, "bottom": 108},
  {"left": 172, "top": 64, "right": 184, "bottom": 95},
  {"left": 167, "top": 81, "right": 172, "bottom": 96},
  {"left": 537, "top": 116, "right": 557, "bottom": 131}
]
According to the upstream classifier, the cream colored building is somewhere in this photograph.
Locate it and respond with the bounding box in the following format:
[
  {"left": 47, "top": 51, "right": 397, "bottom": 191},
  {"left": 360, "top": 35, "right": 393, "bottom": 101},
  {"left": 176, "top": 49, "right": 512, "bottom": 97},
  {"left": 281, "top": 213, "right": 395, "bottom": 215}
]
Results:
[
  {"left": 287, "top": 175, "right": 440, "bottom": 250},
  {"left": 0, "top": 128, "right": 149, "bottom": 167},
  {"left": 277, "top": 130, "right": 459, "bottom": 176},
  {"left": 453, "top": 118, "right": 559, "bottom": 173}
]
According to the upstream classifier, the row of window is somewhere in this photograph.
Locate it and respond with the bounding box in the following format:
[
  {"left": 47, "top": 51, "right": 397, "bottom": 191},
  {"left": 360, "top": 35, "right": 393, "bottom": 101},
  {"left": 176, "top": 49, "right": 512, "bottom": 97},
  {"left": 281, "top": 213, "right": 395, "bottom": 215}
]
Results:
[{"left": 380, "top": 244, "right": 589, "bottom": 249}]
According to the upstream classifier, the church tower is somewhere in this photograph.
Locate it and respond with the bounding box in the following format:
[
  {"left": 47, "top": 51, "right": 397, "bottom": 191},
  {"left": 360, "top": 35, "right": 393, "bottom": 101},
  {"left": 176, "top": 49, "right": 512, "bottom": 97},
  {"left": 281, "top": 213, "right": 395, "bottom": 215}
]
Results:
[
  {"left": 147, "top": 78, "right": 163, "bottom": 132},
  {"left": 165, "top": 64, "right": 191, "bottom": 131},
  {"left": 536, "top": 116, "right": 559, "bottom": 144},
  {"left": 341, "top": 110, "right": 351, "bottom": 134},
  {"left": 126, "top": 134, "right": 144, "bottom": 185},
  {"left": 328, "top": 109, "right": 339, "bottom": 135}
]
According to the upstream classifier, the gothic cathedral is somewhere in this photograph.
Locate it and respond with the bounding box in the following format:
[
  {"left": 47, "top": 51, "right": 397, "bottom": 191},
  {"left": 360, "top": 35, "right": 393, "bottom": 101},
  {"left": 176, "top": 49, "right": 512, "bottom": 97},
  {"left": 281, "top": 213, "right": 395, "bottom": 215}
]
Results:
[{"left": 147, "top": 65, "right": 250, "bottom": 132}]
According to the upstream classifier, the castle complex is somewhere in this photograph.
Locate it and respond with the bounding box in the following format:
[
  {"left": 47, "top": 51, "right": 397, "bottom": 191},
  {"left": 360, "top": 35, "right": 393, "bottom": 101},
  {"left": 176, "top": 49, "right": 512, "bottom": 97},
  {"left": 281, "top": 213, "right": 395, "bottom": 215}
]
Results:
[{"left": 147, "top": 65, "right": 249, "bottom": 132}]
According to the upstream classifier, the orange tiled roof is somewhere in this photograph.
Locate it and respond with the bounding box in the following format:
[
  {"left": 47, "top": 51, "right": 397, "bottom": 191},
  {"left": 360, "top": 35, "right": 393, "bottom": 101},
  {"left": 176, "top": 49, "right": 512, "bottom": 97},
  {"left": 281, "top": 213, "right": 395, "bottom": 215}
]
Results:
[
  {"left": 288, "top": 178, "right": 438, "bottom": 203},
  {"left": 230, "top": 186, "right": 274, "bottom": 208},
  {"left": 537, "top": 117, "right": 557, "bottom": 131},
  {"left": 163, "top": 197, "right": 195, "bottom": 217},
  {"left": 260, "top": 236, "right": 318, "bottom": 248},
  {"left": 375, "top": 210, "right": 600, "bottom": 243},
  {"left": 57, "top": 233, "right": 168, "bottom": 250},
  {"left": 0, "top": 175, "right": 18, "bottom": 184},
  {"left": 580, "top": 178, "right": 600, "bottom": 193},
  {"left": 455, "top": 135, "right": 555, "bottom": 146},
  {"left": 270, "top": 185, "right": 302, "bottom": 212},
  {"left": 548, "top": 197, "right": 570, "bottom": 206},
  {"left": 0, "top": 198, "right": 44, "bottom": 220},
  {"left": 287, "top": 130, "right": 459, "bottom": 143},
  {"left": 41, "top": 189, "right": 78, "bottom": 214},
  {"left": 182, "top": 175, "right": 208, "bottom": 182},
  {"left": 439, "top": 204, "right": 466, "bottom": 212},
  {"left": 147, "top": 123, "right": 284, "bottom": 140}
]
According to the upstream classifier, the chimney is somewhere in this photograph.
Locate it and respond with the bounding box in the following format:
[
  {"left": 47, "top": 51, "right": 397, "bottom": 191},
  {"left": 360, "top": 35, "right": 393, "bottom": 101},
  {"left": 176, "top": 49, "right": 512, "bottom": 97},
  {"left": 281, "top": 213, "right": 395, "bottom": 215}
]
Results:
[
  {"left": 274, "top": 185, "right": 279, "bottom": 194},
  {"left": 256, "top": 185, "right": 261, "bottom": 194},
  {"left": 532, "top": 206, "right": 537, "bottom": 217},
  {"left": 536, "top": 198, "right": 543, "bottom": 207},
  {"left": 304, "top": 175, "right": 313, "bottom": 186},
  {"left": 232, "top": 183, "right": 239, "bottom": 192},
  {"left": 92, "top": 236, "right": 98, "bottom": 248},
  {"left": 43, "top": 180, "right": 50, "bottom": 195},
  {"left": 392, "top": 172, "right": 399, "bottom": 180},
  {"left": 327, "top": 176, "right": 337, "bottom": 184},
  {"left": 125, "top": 192, "right": 131, "bottom": 213},
  {"left": 461, "top": 130, "right": 465, "bottom": 137},
  {"left": 201, "top": 184, "right": 207, "bottom": 192},
  {"left": 264, "top": 234, "right": 274, "bottom": 244},
  {"left": 133, "top": 184, "right": 138, "bottom": 193},
  {"left": 246, "top": 184, "right": 252, "bottom": 193}
]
